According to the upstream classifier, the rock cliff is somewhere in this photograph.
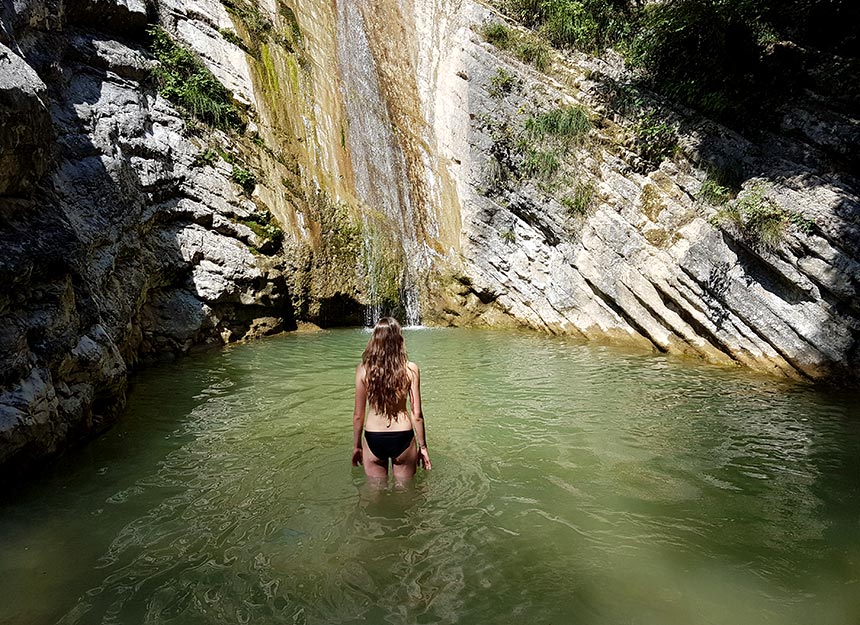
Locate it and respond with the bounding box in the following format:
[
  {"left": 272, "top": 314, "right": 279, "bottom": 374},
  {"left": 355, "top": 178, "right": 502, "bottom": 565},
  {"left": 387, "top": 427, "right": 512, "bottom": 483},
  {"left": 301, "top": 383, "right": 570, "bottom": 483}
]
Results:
[
  {"left": 0, "top": 0, "right": 296, "bottom": 478},
  {"left": 415, "top": 2, "right": 859, "bottom": 383},
  {"left": 1, "top": 0, "right": 858, "bottom": 479}
]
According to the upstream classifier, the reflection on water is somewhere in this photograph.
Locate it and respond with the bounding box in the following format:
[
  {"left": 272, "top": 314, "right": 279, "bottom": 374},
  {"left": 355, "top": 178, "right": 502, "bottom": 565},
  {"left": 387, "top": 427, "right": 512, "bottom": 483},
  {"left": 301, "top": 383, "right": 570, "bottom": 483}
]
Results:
[{"left": 1, "top": 328, "right": 859, "bottom": 625}]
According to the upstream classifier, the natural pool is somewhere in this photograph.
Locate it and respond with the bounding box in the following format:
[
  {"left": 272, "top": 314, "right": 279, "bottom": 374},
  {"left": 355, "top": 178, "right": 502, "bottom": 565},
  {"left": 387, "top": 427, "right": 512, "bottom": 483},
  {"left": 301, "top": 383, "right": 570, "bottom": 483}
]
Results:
[{"left": 1, "top": 328, "right": 858, "bottom": 625}]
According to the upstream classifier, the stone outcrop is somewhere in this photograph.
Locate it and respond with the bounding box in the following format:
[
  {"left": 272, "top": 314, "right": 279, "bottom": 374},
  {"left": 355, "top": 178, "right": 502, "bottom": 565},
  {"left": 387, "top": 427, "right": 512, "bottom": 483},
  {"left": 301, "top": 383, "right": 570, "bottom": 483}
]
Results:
[
  {"left": 415, "top": 2, "right": 860, "bottom": 383},
  {"left": 0, "top": 0, "right": 295, "bottom": 479}
]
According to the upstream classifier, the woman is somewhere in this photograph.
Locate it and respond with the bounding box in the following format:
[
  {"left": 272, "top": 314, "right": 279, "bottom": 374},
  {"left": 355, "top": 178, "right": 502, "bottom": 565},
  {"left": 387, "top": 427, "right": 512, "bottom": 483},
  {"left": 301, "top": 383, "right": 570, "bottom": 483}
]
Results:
[{"left": 352, "top": 317, "right": 431, "bottom": 480}]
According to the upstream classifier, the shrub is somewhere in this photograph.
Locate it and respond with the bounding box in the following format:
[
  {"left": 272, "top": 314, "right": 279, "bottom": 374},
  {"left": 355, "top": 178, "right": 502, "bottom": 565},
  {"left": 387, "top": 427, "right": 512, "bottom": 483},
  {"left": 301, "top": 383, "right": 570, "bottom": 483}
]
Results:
[
  {"left": 632, "top": 111, "right": 677, "bottom": 170},
  {"left": 488, "top": 67, "right": 520, "bottom": 98},
  {"left": 542, "top": 0, "right": 632, "bottom": 53},
  {"left": 231, "top": 166, "right": 257, "bottom": 196},
  {"left": 239, "top": 212, "right": 283, "bottom": 252},
  {"left": 628, "top": 0, "right": 776, "bottom": 121},
  {"left": 502, "top": 0, "right": 634, "bottom": 53},
  {"left": 710, "top": 184, "right": 815, "bottom": 249},
  {"left": 192, "top": 148, "right": 219, "bottom": 168},
  {"left": 501, "top": 227, "right": 516, "bottom": 243},
  {"left": 148, "top": 27, "right": 244, "bottom": 131}
]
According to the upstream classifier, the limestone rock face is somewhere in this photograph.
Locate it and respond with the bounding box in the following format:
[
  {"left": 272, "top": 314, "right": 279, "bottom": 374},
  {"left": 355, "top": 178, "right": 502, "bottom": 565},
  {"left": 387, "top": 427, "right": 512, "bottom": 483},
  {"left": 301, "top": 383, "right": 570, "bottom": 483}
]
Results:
[
  {"left": 415, "top": 1, "right": 860, "bottom": 383},
  {"left": 0, "top": 0, "right": 294, "bottom": 480},
  {"left": 0, "top": 42, "right": 53, "bottom": 195}
]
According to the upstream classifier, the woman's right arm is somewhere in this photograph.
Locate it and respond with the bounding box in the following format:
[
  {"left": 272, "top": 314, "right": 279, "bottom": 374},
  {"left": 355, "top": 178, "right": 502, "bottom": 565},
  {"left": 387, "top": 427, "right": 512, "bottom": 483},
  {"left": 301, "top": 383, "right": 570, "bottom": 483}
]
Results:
[
  {"left": 352, "top": 364, "right": 367, "bottom": 466},
  {"left": 408, "top": 362, "right": 431, "bottom": 470}
]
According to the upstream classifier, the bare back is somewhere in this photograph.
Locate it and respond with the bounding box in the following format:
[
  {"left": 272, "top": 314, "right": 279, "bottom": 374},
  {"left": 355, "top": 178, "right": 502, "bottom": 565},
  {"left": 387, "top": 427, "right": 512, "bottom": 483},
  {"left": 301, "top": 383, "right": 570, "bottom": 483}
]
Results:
[{"left": 361, "top": 361, "right": 419, "bottom": 432}]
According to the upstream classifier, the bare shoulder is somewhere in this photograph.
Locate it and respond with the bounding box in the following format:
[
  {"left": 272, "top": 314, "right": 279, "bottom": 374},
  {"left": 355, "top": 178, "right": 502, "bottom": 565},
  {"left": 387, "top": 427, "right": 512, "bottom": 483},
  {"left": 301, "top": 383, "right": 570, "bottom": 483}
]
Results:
[{"left": 407, "top": 361, "right": 420, "bottom": 376}]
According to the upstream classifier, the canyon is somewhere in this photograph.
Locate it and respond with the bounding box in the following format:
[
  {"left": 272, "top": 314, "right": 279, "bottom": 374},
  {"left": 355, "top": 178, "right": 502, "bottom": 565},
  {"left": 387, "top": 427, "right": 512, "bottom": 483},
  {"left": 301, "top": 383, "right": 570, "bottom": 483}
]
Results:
[{"left": 1, "top": 0, "right": 858, "bottom": 478}]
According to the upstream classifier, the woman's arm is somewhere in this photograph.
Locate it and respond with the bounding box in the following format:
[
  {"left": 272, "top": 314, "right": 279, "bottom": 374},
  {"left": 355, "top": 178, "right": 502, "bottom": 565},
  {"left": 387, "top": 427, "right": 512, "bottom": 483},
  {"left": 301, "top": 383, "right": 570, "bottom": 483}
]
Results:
[
  {"left": 352, "top": 364, "right": 367, "bottom": 466},
  {"left": 408, "top": 362, "right": 431, "bottom": 470}
]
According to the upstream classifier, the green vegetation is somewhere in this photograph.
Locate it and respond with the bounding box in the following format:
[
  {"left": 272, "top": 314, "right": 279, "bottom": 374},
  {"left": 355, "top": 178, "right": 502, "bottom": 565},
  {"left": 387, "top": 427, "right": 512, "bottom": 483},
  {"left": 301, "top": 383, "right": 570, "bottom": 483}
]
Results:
[
  {"left": 280, "top": 5, "right": 304, "bottom": 47},
  {"left": 710, "top": 184, "right": 816, "bottom": 249},
  {"left": 481, "top": 22, "right": 513, "bottom": 48},
  {"left": 148, "top": 27, "right": 244, "bottom": 131},
  {"left": 239, "top": 212, "right": 284, "bottom": 253},
  {"left": 221, "top": 0, "right": 272, "bottom": 41},
  {"left": 562, "top": 180, "right": 595, "bottom": 216},
  {"left": 522, "top": 148, "right": 561, "bottom": 178},
  {"left": 479, "top": 102, "right": 593, "bottom": 189},
  {"left": 192, "top": 148, "right": 219, "bottom": 168},
  {"left": 502, "top": 0, "right": 632, "bottom": 54},
  {"left": 514, "top": 36, "right": 552, "bottom": 71},
  {"left": 492, "top": 0, "right": 858, "bottom": 125},
  {"left": 632, "top": 112, "right": 678, "bottom": 170},
  {"left": 231, "top": 166, "right": 257, "bottom": 196},
  {"left": 524, "top": 105, "right": 591, "bottom": 144},
  {"left": 627, "top": 1, "right": 764, "bottom": 119},
  {"left": 306, "top": 190, "right": 363, "bottom": 260},
  {"left": 480, "top": 21, "right": 553, "bottom": 72},
  {"left": 220, "top": 0, "right": 307, "bottom": 68},
  {"left": 219, "top": 28, "right": 248, "bottom": 52},
  {"left": 488, "top": 67, "right": 520, "bottom": 98},
  {"left": 500, "top": 227, "right": 516, "bottom": 243},
  {"left": 698, "top": 177, "right": 734, "bottom": 206},
  {"left": 216, "top": 148, "right": 236, "bottom": 164},
  {"left": 250, "top": 132, "right": 265, "bottom": 147}
]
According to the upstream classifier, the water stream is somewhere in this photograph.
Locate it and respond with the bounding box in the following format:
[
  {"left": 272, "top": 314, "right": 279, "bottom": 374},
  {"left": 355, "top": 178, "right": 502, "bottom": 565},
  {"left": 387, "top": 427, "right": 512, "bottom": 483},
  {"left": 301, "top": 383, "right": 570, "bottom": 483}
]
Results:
[
  {"left": 335, "top": 1, "right": 426, "bottom": 326},
  {"left": 1, "top": 328, "right": 858, "bottom": 625}
]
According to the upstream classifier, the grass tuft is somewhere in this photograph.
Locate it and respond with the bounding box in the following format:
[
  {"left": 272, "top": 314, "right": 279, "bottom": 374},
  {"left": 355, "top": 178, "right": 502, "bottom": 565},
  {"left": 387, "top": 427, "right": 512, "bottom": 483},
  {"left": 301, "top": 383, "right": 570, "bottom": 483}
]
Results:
[
  {"left": 525, "top": 105, "right": 591, "bottom": 144},
  {"left": 562, "top": 180, "right": 595, "bottom": 216},
  {"left": 488, "top": 67, "right": 520, "bottom": 98},
  {"left": 710, "top": 184, "right": 816, "bottom": 249},
  {"left": 148, "top": 27, "right": 244, "bottom": 132}
]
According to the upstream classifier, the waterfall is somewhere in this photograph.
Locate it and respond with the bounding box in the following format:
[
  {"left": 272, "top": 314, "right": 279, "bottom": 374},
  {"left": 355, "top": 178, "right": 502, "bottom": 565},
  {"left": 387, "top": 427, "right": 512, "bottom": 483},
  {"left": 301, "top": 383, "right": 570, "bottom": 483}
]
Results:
[{"left": 335, "top": 0, "right": 424, "bottom": 327}]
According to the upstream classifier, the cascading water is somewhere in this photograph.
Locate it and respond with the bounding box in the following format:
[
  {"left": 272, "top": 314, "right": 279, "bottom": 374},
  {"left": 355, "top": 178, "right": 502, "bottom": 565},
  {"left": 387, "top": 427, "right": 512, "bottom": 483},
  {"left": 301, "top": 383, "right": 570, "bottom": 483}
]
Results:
[{"left": 335, "top": 0, "right": 425, "bottom": 327}]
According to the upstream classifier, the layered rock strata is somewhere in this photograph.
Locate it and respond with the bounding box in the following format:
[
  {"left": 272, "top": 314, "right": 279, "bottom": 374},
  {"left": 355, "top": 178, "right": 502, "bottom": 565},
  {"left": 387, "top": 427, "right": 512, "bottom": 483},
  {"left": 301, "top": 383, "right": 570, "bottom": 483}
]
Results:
[
  {"left": 417, "top": 2, "right": 860, "bottom": 383},
  {"left": 0, "top": 0, "right": 294, "bottom": 479}
]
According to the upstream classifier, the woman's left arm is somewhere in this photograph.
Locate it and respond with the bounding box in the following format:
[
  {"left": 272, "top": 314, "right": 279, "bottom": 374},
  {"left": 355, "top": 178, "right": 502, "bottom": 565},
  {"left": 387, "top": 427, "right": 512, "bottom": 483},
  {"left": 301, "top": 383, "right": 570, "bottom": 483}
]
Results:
[
  {"left": 352, "top": 364, "right": 367, "bottom": 466},
  {"left": 408, "top": 362, "right": 431, "bottom": 470}
]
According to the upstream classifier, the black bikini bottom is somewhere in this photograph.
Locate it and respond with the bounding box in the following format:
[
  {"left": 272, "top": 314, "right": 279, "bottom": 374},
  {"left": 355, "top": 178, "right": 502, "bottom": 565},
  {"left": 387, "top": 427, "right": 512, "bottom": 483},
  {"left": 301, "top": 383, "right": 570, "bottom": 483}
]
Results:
[{"left": 365, "top": 430, "right": 414, "bottom": 462}]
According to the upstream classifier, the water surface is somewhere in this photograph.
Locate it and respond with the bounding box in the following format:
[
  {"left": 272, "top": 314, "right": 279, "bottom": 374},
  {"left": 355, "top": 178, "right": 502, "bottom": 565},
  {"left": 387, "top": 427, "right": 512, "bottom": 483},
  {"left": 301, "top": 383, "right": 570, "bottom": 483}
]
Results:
[{"left": 1, "top": 328, "right": 859, "bottom": 625}]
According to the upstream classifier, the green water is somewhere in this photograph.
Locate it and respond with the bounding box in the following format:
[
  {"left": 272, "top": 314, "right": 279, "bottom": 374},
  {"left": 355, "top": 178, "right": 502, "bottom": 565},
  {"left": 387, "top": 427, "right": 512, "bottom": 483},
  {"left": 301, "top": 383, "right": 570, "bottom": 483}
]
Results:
[{"left": 1, "top": 328, "right": 859, "bottom": 625}]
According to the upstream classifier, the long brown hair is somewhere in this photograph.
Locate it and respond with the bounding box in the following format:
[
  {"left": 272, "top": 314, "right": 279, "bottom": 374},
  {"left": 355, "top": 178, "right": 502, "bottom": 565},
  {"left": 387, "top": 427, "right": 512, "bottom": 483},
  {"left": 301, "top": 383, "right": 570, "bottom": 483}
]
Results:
[{"left": 362, "top": 317, "right": 410, "bottom": 422}]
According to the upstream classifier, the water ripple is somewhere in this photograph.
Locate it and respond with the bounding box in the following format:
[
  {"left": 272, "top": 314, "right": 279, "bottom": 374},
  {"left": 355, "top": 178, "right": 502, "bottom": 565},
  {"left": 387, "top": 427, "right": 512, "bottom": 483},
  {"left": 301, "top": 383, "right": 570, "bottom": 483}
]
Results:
[{"left": 0, "top": 329, "right": 859, "bottom": 625}]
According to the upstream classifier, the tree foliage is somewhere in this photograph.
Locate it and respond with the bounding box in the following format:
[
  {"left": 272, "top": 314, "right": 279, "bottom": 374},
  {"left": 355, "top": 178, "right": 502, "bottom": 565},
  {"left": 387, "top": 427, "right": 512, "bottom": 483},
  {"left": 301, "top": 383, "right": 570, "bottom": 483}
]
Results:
[{"left": 496, "top": 0, "right": 859, "bottom": 122}]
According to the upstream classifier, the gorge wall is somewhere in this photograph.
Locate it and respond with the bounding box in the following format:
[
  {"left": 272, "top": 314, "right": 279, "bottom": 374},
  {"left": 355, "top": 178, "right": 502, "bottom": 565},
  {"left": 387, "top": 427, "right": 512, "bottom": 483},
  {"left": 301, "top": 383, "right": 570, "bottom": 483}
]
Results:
[
  {"left": 1, "top": 0, "right": 858, "bottom": 478},
  {"left": 419, "top": 2, "right": 860, "bottom": 385}
]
